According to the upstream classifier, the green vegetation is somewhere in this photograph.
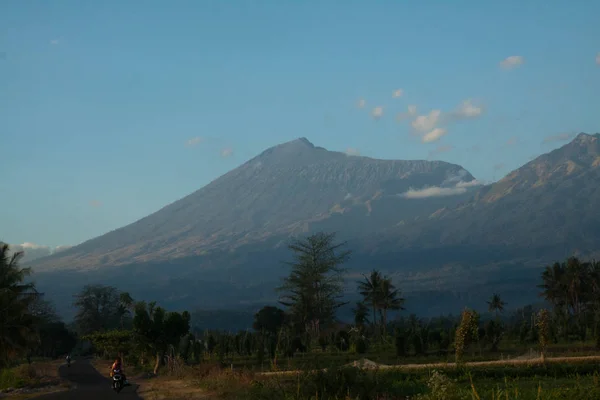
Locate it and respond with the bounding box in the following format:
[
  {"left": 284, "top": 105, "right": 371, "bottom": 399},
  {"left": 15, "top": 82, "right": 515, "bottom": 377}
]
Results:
[{"left": 4, "top": 234, "right": 600, "bottom": 398}]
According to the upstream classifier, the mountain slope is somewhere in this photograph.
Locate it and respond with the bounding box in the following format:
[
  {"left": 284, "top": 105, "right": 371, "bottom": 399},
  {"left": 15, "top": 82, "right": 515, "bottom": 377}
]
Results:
[
  {"left": 33, "top": 137, "right": 477, "bottom": 271},
  {"left": 30, "top": 134, "right": 600, "bottom": 320},
  {"left": 368, "top": 133, "right": 600, "bottom": 254}
]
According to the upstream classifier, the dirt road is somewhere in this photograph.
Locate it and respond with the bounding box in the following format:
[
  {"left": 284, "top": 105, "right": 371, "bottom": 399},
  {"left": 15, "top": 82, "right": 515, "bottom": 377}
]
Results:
[
  {"left": 34, "top": 359, "right": 140, "bottom": 399},
  {"left": 259, "top": 354, "right": 600, "bottom": 376}
]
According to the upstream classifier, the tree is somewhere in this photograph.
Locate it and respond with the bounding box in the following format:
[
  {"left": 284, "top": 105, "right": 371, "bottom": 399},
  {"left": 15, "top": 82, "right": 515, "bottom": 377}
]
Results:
[
  {"left": 376, "top": 277, "right": 405, "bottom": 335},
  {"left": 352, "top": 301, "right": 369, "bottom": 330},
  {"left": 0, "top": 244, "right": 38, "bottom": 367},
  {"left": 358, "top": 270, "right": 383, "bottom": 331},
  {"left": 536, "top": 309, "right": 551, "bottom": 362},
  {"left": 132, "top": 301, "right": 190, "bottom": 374},
  {"left": 278, "top": 232, "right": 350, "bottom": 337},
  {"left": 455, "top": 308, "right": 479, "bottom": 363},
  {"left": 358, "top": 270, "right": 404, "bottom": 336},
  {"left": 73, "top": 285, "right": 122, "bottom": 335},
  {"left": 253, "top": 306, "right": 285, "bottom": 335},
  {"left": 487, "top": 293, "right": 506, "bottom": 319},
  {"left": 118, "top": 292, "right": 135, "bottom": 329}
]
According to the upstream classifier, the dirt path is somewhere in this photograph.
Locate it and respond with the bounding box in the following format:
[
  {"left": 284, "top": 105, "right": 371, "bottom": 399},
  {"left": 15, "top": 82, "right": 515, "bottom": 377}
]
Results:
[
  {"left": 33, "top": 358, "right": 140, "bottom": 399},
  {"left": 259, "top": 354, "right": 600, "bottom": 376}
]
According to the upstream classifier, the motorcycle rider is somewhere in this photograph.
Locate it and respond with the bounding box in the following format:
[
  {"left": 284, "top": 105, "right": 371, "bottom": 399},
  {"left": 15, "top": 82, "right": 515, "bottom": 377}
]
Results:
[
  {"left": 65, "top": 354, "right": 71, "bottom": 366},
  {"left": 110, "top": 357, "right": 129, "bottom": 385}
]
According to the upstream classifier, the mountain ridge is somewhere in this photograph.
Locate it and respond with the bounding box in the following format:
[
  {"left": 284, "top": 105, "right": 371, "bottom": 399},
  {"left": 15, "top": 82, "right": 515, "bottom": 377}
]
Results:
[
  {"left": 32, "top": 137, "right": 477, "bottom": 271},
  {"left": 26, "top": 133, "right": 600, "bottom": 319}
]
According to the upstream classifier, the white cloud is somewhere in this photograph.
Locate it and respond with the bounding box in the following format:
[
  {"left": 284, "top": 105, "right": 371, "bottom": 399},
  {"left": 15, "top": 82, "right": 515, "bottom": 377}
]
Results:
[
  {"left": 400, "top": 186, "right": 467, "bottom": 199},
  {"left": 412, "top": 110, "right": 442, "bottom": 133},
  {"left": 9, "top": 243, "right": 71, "bottom": 263},
  {"left": 392, "top": 89, "right": 403, "bottom": 98},
  {"left": 452, "top": 99, "right": 483, "bottom": 119},
  {"left": 50, "top": 39, "right": 59, "bottom": 45},
  {"left": 542, "top": 132, "right": 576, "bottom": 144},
  {"left": 395, "top": 105, "right": 418, "bottom": 122},
  {"left": 596, "top": 53, "right": 600, "bottom": 65},
  {"left": 185, "top": 137, "right": 203, "bottom": 147},
  {"left": 500, "top": 55, "right": 524, "bottom": 69},
  {"left": 344, "top": 193, "right": 352, "bottom": 200},
  {"left": 400, "top": 173, "right": 483, "bottom": 199},
  {"left": 357, "top": 99, "right": 366, "bottom": 108},
  {"left": 422, "top": 128, "right": 447, "bottom": 143},
  {"left": 220, "top": 147, "right": 233, "bottom": 158},
  {"left": 19, "top": 242, "right": 48, "bottom": 250},
  {"left": 345, "top": 148, "right": 360, "bottom": 156},
  {"left": 371, "top": 106, "right": 383, "bottom": 119},
  {"left": 55, "top": 245, "right": 72, "bottom": 253},
  {"left": 455, "top": 179, "right": 484, "bottom": 188}
]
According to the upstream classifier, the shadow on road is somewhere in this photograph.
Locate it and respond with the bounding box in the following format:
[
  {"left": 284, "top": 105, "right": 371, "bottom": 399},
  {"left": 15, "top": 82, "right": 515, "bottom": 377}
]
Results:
[{"left": 34, "top": 358, "right": 140, "bottom": 399}]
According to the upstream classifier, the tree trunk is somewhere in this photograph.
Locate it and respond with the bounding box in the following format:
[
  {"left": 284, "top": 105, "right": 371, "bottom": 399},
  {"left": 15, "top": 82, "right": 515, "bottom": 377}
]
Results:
[{"left": 153, "top": 352, "right": 161, "bottom": 375}]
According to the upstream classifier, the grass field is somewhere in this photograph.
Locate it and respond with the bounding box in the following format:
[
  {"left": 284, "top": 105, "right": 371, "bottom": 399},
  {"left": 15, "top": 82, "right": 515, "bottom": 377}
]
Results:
[
  {"left": 82, "top": 340, "right": 600, "bottom": 399},
  {"left": 0, "top": 359, "right": 70, "bottom": 399}
]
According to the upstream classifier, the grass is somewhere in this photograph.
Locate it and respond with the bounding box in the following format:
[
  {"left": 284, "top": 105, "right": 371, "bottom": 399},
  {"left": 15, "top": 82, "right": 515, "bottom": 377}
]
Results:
[
  {"left": 0, "top": 359, "right": 70, "bottom": 398},
  {"left": 90, "top": 340, "right": 600, "bottom": 399}
]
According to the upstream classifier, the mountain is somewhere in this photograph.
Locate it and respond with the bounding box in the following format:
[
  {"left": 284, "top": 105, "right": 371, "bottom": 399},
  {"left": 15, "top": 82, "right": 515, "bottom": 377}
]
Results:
[
  {"left": 29, "top": 134, "right": 600, "bottom": 321},
  {"left": 369, "top": 132, "right": 600, "bottom": 252},
  {"left": 33, "top": 137, "right": 477, "bottom": 271}
]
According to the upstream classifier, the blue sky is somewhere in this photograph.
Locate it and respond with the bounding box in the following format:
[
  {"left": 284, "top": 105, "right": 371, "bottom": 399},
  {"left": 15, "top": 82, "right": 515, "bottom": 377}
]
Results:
[{"left": 1, "top": 0, "right": 599, "bottom": 249}]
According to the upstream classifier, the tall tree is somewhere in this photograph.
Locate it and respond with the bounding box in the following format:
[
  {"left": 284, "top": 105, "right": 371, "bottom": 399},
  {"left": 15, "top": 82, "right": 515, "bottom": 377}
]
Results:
[
  {"left": 0, "top": 244, "right": 38, "bottom": 366},
  {"left": 352, "top": 301, "right": 369, "bottom": 330},
  {"left": 73, "top": 284, "right": 122, "bottom": 334},
  {"left": 487, "top": 293, "right": 506, "bottom": 319},
  {"left": 358, "top": 270, "right": 404, "bottom": 336},
  {"left": 376, "top": 277, "right": 405, "bottom": 334},
  {"left": 278, "top": 232, "right": 350, "bottom": 337},
  {"left": 118, "top": 292, "right": 135, "bottom": 329},
  {"left": 357, "top": 270, "right": 384, "bottom": 330}
]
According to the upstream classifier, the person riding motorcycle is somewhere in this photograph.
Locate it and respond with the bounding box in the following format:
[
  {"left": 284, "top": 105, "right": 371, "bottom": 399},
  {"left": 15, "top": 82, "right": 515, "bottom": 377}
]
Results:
[
  {"left": 65, "top": 354, "right": 71, "bottom": 366},
  {"left": 110, "top": 357, "right": 128, "bottom": 385}
]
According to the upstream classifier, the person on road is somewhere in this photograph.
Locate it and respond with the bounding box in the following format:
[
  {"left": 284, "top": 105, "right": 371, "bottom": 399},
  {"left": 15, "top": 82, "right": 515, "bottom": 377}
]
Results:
[
  {"left": 110, "top": 357, "right": 129, "bottom": 385},
  {"left": 66, "top": 354, "right": 71, "bottom": 367}
]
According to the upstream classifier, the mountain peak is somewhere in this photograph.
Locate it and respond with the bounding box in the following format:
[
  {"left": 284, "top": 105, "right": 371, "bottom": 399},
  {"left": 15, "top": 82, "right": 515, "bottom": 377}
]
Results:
[{"left": 573, "top": 132, "right": 599, "bottom": 144}]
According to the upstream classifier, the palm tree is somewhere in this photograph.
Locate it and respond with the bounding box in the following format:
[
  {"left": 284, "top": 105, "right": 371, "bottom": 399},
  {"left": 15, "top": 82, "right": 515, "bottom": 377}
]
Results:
[
  {"left": 357, "top": 270, "right": 384, "bottom": 330},
  {"left": 376, "top": 278, "right": 405, "bottom": 335},
  {"left": 0, "top": 243, "right": 38, "bottom": 367},
  {"left": 487, "top": 293, "right": 506, "bottom": 319}
]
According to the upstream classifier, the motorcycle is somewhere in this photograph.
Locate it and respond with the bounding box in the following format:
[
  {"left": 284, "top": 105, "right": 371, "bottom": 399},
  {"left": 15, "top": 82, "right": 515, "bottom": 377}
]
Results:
[{"left": 112, "top": 369, "right": 124, "bottom": 393}]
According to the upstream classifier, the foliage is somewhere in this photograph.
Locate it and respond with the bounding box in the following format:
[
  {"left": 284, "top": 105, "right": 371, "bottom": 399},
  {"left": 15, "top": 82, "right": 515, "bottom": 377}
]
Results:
[
  {"left": 0, "top": 244, "right": 40, "bottom": 367},
  {"left": 536, "top": 308, "right": 551, "bottom": 360},
  {"left": 357, "top": 269, "right": 405, "bottom": 336},
  {"left": 72, "top": 284, "right": 123, "bottom": 335},
  {"left": 278, "top": 232, "right": 350, "bottom": 337},
  {"left": 454, "top": 308, "right": 479, "bottom": 363},
  {"left": 253, "top": 306, "right": 285, "bottom": 335}
]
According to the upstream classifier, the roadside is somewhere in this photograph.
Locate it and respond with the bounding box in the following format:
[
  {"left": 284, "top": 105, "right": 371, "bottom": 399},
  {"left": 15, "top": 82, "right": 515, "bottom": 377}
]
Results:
[
  {"left": 90, "top": 359, "right": 219, "bottom": 399},
  {"left": 0, "top": 360, "right": 71, "bottom": 399}
]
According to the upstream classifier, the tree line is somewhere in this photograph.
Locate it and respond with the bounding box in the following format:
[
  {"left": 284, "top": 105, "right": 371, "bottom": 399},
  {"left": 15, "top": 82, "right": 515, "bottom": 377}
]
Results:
[{"left": 3, "top": 233, "right": 600, "bottom": 372}]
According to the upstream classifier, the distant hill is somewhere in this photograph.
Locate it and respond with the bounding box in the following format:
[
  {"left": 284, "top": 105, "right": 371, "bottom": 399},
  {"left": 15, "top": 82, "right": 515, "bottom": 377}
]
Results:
[{"left": 29, "top": 134, "right": 600, "bottom": 320}]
